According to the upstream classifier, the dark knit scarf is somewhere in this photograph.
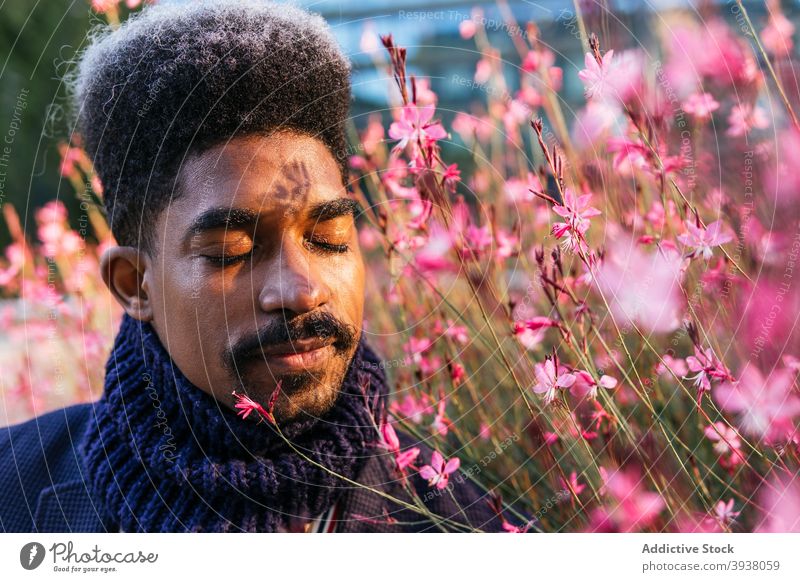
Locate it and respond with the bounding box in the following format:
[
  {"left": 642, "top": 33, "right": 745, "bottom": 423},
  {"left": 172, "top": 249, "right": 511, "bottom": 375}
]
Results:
[{"left": 78, "top": 313, "right": 388, "bottom": 532}]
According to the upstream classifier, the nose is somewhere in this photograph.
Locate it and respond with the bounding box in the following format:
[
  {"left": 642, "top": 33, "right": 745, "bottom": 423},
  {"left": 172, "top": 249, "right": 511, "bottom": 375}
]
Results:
[{"left": 258, "top": 236, "right": 332, "bottom": 315}]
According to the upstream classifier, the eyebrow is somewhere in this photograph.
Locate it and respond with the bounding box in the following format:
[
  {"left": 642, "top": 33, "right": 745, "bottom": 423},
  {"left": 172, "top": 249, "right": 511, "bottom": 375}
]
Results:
[
  {"left": 184, "top": 198, "right": 360, "bottom": 240},
  {"left": 307, "top": 198, "right": 361, "bottom": 223},
  {"left": 186, "top": 207, "right": 260, "bottom": 238}
]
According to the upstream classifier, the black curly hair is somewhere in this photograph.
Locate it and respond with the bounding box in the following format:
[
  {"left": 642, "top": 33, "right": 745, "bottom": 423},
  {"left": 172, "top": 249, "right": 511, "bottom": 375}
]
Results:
[{"left": 70, "top": 0, "right": 352, "bottom": 254}]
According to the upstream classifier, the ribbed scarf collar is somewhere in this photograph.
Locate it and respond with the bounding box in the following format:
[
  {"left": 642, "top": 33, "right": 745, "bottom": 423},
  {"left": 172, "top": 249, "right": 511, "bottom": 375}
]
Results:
[{"left": 78, "top": 313, "right": 388, "bottom": 532}]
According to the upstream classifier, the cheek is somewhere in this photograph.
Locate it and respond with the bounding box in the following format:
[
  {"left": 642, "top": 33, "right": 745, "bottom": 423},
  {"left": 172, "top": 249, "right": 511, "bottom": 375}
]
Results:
[
  {"left": 322, "top": 255, "right": 365, "bottom": 324},
  {"left": 150, "top": 264, "right": 231, "bottom": 387}
]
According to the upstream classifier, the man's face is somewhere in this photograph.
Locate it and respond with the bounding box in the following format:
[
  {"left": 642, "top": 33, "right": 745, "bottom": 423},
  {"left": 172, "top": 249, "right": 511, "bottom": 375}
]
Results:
[{"left": 144, "top": 132, "right": 365, "bottom": 423}]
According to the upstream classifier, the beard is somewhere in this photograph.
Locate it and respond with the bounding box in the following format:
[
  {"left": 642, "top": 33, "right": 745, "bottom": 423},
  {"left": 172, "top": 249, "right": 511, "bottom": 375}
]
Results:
[
  {"left": 263, "top": 343, "right": 356, "bottom": 423},
  {"left": 222, "top": 311, "right": 360, "bottom": 425}
]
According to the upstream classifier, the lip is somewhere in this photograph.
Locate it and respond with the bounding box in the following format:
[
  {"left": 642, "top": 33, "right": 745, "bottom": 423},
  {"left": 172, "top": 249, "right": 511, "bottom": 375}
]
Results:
[{"left": 244, "top": 337, "right": 336, "bottom": 371}]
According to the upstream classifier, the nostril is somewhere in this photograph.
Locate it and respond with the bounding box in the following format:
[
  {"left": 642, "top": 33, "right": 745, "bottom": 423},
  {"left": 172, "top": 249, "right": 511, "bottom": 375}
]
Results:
[{"left": 258, "top": 241, "right": 332, "bottom": 314}]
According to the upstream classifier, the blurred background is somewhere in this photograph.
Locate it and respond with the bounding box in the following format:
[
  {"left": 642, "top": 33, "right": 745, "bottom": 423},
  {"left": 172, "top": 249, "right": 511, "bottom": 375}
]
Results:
[
  {"left": 1, "top": 0, "right": 790, "bottom": 251},
  {"left": 0, "top": 0, "right": 795, "bottom": 425},
  {"left": 4, "top": 0, "right": 800, "bottom": 534}
]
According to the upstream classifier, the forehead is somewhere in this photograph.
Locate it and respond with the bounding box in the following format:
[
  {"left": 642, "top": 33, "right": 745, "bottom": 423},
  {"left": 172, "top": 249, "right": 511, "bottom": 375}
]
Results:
[{"left": 173, "top": 132, "right": 344, "bottom": 217}]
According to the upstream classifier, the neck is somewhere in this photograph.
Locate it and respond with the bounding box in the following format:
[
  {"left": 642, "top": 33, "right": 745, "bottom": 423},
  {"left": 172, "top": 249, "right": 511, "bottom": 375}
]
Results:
[{"left": 78, "top": 313, "right": 389, "bottom": 532}]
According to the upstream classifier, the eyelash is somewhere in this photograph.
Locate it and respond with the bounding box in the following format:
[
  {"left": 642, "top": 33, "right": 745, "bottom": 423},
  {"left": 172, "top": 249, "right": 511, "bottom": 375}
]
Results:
[
  {"left": 202, "top": 250, "right": 254, "bottom": 266},
  {"left": 202, "top": 238, "right": 349, "bottom": 266},
  {"left": 305, "top": 237, "right": 350, "bottom": 255}
]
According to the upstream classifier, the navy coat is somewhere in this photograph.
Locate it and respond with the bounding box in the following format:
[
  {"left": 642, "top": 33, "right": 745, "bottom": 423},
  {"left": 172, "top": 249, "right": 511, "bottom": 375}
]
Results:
[{"left": 0, "top": 403, "right": 511, "bottom": 532}]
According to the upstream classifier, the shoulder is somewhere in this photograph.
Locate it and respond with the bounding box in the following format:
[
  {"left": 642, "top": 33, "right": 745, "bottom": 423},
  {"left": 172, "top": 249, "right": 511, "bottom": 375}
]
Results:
[{"left": 0, "top": 403, "right": 95, "bottom": 531}]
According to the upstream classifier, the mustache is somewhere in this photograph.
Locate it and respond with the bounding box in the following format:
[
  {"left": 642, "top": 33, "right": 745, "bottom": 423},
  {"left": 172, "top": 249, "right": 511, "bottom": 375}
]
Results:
[{"left": 223, "top": 311, "right": 357, "bottom": 371}]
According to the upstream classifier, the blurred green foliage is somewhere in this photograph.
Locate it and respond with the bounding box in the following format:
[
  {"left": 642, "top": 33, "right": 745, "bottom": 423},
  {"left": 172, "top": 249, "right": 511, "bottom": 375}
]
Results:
[{"left": 0, "top": 1, "right": 96, "bottom": 248}]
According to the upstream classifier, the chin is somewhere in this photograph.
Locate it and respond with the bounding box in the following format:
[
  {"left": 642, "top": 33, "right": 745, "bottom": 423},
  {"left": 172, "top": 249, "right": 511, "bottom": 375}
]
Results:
[
  {"left": 273, "top": 379, "right": 341, "bottom": 423},
  {"left": 229, "top": 345, "right": 356, "bottom": 424}
]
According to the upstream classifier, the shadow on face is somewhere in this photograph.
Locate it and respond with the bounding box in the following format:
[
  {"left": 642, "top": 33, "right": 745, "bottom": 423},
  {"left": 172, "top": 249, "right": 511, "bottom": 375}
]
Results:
[{"left": 135, "top": 131, "right": 366, "bottom": 423}]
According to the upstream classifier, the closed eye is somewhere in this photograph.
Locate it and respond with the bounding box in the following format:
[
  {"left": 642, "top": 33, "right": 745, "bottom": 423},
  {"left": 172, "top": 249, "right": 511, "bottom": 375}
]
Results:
[
  {"left": 307, "top": 237, "right": 350, "bottom": 254},
  {"left": 202, "top": 249, "right": 254, "bottom": 266}
]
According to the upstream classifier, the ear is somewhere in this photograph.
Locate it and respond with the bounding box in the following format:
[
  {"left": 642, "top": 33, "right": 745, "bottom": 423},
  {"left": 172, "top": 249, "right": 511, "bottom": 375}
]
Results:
[{"left": 99, "top": 246, "right": 154, "bottom": 322}]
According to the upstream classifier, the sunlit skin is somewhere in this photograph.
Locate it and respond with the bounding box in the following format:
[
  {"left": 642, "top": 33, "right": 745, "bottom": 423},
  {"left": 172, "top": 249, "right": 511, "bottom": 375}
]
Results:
[{"left": 100, "top": 131, "right": 366, "bottom": 423}]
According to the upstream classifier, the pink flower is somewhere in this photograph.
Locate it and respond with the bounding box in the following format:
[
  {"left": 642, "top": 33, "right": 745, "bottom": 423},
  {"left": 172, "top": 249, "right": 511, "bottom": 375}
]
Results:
[
  {"left": 431, "top": 398, "right": 451, "bottom": 436},
  {"left": 36, "top": 200, "right": 67, "bottom": 224},
  {"left": 785, "top": 355, "right": 800, "bottom": 373},
  {"left": 502, "top": 521, "right": 531, "bottom": 533},
  {"left": 677, "top": 220, "right": 733, "bottom": 260},
  {"left": 519, "top": 316, "right": 559, "bottom": 331},
  {"left": 411, "top": 222, "right": 458, "bottom": 276},
  {"left": 502, "top": 99, "right": 532, "bottom": 137},
  {"left": 359, "top": 114, "right": 385, "bottom": 156},
  {"left": 414, "top": 78, "right": 438, "bottom": 107},
  {"left": 452, "top": 112, "right": 493, "bottom": 142},
  {"left": 686, "top": 347, "right": 731, "bottom": 392},
  {"left": 91, "top": 0, "right": 119, "bottom": 14},
  {"left": 442, "top": 163, "right": 460, "bottom": 192},
  {"left": 532, "top": 358, "right": 576, "bottom": 405},
  {"left": 232, "top": 392, "right": 266, "bottom": 419},
  {"left": 595, "top": 235, "right": 684, "bottom": 335},
  {"left": 713, "top": 499, "right": 740, "bottom": 525},
  {"left": 589, "top": 467, "right": 665, "bottom": 532},
  {"left": 543, "top": 432, "right": 559, "bottom": 446},
  {"left": 569, "top": 370, "right": 618, "bottom": 400},
  {"left": 359, "top": 21, "right": 380, "bottom": 55},
  {"left": 684, "top": 346, "right": 732, "bottom": 401},
  {"left": 765, "top": 128, "right": 800, "bottom": 207},
  {"left": 232, "top": 383, "right": 280, "bottom": 425},
  {"left": 488, "top": 493, "right": 532, "bottom": 532},
  {"left": 665, "top": 19, "right": 756, "bottom": 89},
  {"left": 390, "top": 393, "right": 433, "bottom": 424},
  {"left": 726, "top": 103, "right": 769, "bottom": 136},
  {"left": 388, "top": 103, "right": 448, "bottom": 156},
  {"left": 404, "top": 336, "right": 433, "bottom": 364},
  {"left": 715, "top": 365, "right": 800, "bottom": 444},
  {"left": 683, "top": 500, "right": 740, "bottom": 531},
  {"left": 494, "top": 229, "right": 518, "bottom": 260},
  {"left": 462, "top": 224, "right": 493, "bottom": 258},
  {"left": 59, "top": 147, "right": 84, "bottom": 177},
  {"left": 380, "top": 420, "right": 402, "bottom": 451},
  {"left": 407, "top": 196, "right": 433, "bottom": 230},
  {"left": 670, "top": 19, "right": 758, "bottom": 87},
  {"left": 656, "top": 355, "right": 688, "bottom": 378},
  {"left": 755, "top": 473, "right": 800, "bottom": 532},
  {"left": 704, "top": 422, "right": 743, "bottom": 470},
  {"left": 560, "top": 471, "right": 586, "bottom": 497},
  {"left": 682, "top": 92, "right": 720, "bottom": 120},
  {"left": 504, "top": 172, "right": 543, "bottom": 204},
  {"left": 444, "top": 320, "right": 469, "bottom": 345},
  {"left": 449, "top": 361, "right": 466, "bottom": 385},
  {"left": 704, "top": 422, "right": 741, "bottom": 456},
  {"left": 381, "top": 420, "right": 420, "bottom": 470},
  {"left": 551, "top": 188, "right": 601, "bottom": 254},
  {"left": 513, "top": 321, "right": 547, "bottom": 351},
  {"left": 474, "top": 57, "right": 492, "bottom": 84},
  {"left": 419, "top": 450, "right": 461, "bottom": 490},
  {"left": 761, "top": 10, "right": 795, "bottom": 57},
  {"left": 606, "top": 136, "right": 649, "bottom": 174},
  {"left": 522, "top": 50, "right": 540, "bottom": 73},
  {"left": 578, "top": 49, "right": 642, "bottom": 105},
  {"left": 0, "top": 242, "right": 26, "bottom": 287},
  {"left": 578, "top": 51, "right": 616, "bottom": 100},
  {"left": 459, "top": 18, "right": 476, "bottom": 40},
  {"left": 572, "top": 101, "right": 621, "bottom": 150}
]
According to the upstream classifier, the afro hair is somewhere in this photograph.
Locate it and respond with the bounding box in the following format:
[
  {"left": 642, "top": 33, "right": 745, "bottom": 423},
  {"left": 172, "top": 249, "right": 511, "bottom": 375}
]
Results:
[{"left": 69, "top": 0, "right": 352, "bottom": 253}]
